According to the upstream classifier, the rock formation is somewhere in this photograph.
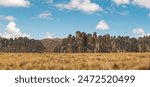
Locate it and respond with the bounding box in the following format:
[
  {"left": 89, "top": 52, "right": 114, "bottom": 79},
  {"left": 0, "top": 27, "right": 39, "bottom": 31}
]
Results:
[
  {"left": 54, "top": 31, "right": 150, "bottom": 53},
  {"left": 0, "top": 31, "right": 150, "bottom": 53},
  {"left": 0, "top": 37, "right": 46, "bottom": 52}
]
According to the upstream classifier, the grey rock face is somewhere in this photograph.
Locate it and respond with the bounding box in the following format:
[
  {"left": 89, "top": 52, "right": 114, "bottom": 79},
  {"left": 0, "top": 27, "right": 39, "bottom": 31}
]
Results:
[
  {"left": 0, "top": 37, "right": 46, "bottom": 52},
  {"left": 54, "top": 31, "right": 150, "bottom": 53}
]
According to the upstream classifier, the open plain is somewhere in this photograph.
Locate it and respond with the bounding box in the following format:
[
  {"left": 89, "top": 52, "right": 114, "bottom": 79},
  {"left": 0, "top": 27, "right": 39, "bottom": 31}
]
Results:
[{"left": 0, "top": 53, "right": 149, "bottom": 70}]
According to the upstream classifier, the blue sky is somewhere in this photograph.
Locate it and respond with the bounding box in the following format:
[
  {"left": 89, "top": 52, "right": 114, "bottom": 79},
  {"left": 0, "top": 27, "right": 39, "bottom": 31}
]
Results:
[{"left": 0, "top": 0, "right": 150, "bottom": 39}]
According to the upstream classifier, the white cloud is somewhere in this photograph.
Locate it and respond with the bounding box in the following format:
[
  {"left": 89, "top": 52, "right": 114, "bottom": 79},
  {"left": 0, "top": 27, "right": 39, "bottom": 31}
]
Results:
[
  {"left": 119, "top": 11, "right": 129, "bottom": 15},
  {"left": 132, "top": 0, "right": 150, "bottom": 9},
  {"left": 4, "top": 16, "right": 16, "bottom": 21},
  {"left": 0, "top": 0, "right": 30, "bottom": 7},
  {"left": 132, "top": 28, "right": 145, "bottom": 35},
  {"left": 132, "top": 28, "right": 150, "bottom": 37},
  {"left": 149, "top": 12, "right": 150, "bottom": 17},
  {"left": 96, "top": 20, "right": 109, "bottom": 30},
  {"left": 6, "top": 22, "right": 20, "bottom": 33},
  {"left": 38, "top": 11, "right": 52, "bottom": 20},
  {"left": 56, "top": 0, "right": 103, "bottom": 13},
  {"left": 144, "top": 33, "right": 150, "bottom": 36},
  {"left": 45, "top": 32, "right": 53, "bottom": 38},
  {"left": 113, "top": 0, "right": 130, "bottom": 5},
  {"left": 0, "top": 22, "right": 30, "bottom": 39},
  {"left": 113, "top": 0, "right": 150, "bottom": 10},
  {"left": 0, "top": 15, "right": 16, "bottom": 21}
]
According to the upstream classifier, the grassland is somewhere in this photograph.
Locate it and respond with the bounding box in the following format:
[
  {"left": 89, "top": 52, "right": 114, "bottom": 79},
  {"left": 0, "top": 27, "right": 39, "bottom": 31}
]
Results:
[{"left": 0, "top": 53, "right": 149, "bottom": 70}]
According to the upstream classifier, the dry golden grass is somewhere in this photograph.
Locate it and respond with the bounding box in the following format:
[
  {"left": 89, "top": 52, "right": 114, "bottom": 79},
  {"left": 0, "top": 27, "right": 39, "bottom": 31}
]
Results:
[{"left": 0, "top": 53, "right": 149, "bottom": 70}]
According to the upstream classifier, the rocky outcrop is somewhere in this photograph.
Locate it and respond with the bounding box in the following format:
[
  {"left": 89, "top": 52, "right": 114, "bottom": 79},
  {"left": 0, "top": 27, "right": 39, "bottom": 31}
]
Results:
[
  {"left": 0, "top": 37, "right": 46, "bottom": 52},
  {"left": 54, "top": 31, "right": 150, "bottom": 53},
  {"left": 0, "top": 31, "right": 150, "bottom": 53}
]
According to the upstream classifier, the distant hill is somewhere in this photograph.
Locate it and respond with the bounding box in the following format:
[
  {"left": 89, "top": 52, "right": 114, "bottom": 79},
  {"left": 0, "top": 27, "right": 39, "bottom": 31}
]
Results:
[{"left": 41, "top": 38, "right": 62, "bottom": 52}]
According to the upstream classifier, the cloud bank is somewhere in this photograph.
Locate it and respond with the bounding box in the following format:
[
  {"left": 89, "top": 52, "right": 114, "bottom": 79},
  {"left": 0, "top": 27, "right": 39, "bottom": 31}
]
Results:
[
  {"left": 0, "top": 0, "right": 30, "bottom": 7},
  {"left": 56, "top": 0, "right": 103, "bottom": 13},
  {"left": 132, "top": 0, "right": 150, "bottom": 9},
  {"left": 0, "top": 22, "right": 30, "bottom": 39},
  {"left": 113, "top": 0, "right": 150, "bottom": 10}
]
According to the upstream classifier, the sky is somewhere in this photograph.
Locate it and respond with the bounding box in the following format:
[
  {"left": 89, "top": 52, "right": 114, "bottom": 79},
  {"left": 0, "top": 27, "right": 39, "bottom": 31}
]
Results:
[{"left": 0, "top": 0, "right": 150, "bottom": 39}]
